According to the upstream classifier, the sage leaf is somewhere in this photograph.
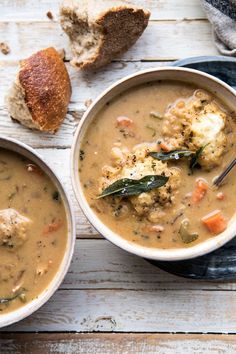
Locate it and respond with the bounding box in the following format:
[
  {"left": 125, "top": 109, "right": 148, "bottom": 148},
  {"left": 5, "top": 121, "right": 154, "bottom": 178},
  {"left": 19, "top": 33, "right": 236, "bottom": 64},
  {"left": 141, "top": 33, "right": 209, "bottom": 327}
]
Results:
[
  {"left": 98, "top": 175, "right": 169, "bottom": 198},
  {"left": 189, "top": 144, "right": 208, "bottom": 172},
  {"left": 150, "top": 149, "right": 195, "bottom": 161},
  {"left": 179, "top": 220, "right": 198, "bottom": 244},
  {"left": 0, "top": 291, "right": 23, "bottom": 304}
]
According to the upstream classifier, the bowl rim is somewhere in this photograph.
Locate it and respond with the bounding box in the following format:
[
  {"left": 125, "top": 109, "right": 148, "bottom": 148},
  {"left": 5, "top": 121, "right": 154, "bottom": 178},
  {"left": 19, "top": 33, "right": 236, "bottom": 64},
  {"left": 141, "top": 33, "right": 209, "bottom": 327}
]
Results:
[
  {"left": 71, "top": 66, "right": 236, "bottom": 261},
  {"left": 0, "top": 136, "right": 76, "bottom": 328}
]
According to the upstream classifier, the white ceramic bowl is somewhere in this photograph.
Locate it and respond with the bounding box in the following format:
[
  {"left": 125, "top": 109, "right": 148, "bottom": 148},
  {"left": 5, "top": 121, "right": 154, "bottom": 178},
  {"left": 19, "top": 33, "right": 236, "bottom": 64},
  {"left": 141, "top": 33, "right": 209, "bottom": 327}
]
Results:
[
  {"left": 71, "top": 67, "right": 236, "bottom": 261},
  {"left": 0, "top": 136, "right": 76, "bottom": 328}
]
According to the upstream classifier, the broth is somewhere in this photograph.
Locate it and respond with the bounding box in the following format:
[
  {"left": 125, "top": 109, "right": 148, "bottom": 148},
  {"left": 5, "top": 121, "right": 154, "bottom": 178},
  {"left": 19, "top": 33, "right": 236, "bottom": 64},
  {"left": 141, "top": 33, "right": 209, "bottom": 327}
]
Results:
[
  {"left": 79, "top": 81, "right": 236, "bottom": 249},
  {"left": 0, "top": 149, "right": 67, "bottom": 313}
]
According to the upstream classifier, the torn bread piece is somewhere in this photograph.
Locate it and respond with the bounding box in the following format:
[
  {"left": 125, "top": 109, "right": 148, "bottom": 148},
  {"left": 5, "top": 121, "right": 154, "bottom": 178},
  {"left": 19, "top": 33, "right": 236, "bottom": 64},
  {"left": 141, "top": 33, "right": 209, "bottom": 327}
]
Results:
[{"left": 60, "top": 0, "right": 150, "bottom": 70}]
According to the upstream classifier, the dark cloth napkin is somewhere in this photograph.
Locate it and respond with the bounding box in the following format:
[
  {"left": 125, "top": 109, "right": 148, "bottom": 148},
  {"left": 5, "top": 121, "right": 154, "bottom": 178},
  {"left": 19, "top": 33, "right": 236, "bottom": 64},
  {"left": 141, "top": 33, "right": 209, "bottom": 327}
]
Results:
[{"left": 200, "top": 0, "right": 236, "bottom": 56}]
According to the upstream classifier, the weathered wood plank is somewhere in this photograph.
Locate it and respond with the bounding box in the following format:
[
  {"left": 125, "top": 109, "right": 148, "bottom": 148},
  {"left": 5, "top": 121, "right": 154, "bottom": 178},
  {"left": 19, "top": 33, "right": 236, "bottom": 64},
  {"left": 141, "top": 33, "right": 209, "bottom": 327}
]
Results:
[
  {"left": 0, "top": 107, "right": 76, "bottom": 148},
  {"left": 63, "top": 239, "right": 236, "bottom": 291},
  {"left": 1, "top": 0, "right": 206, "bottom": 21},
  {"left": 1, "top": 108, "right": 69, "bottom": 149},
  {"left": 0, "top": 333, "right": 235, "bottom": 354},
  {"left": 3, "top": 288, "right": 236, "bottom": 332},
  {"left": 0, "top": 21, "right": 217, "bottom": 63}
]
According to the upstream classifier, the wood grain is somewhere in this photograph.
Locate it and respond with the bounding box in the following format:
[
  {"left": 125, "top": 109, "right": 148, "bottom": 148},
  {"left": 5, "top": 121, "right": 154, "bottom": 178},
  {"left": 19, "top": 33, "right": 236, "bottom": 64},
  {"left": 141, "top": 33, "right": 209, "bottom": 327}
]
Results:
[
  {"left": 0, "top": 109, "right": 76, "bottom": 148},
  {"left": 0, "top": 21, "right": 217, "bottom": 63},
  {"left": 0, "top": 333, "right": 235, "bottom": 354},
  {"left": 1, "top": 0, "right": 205, "bottom": 21},
  {"left": 62, "top": 239, "right": 236, "bottom": 291},
  {"left": 3, "top": 288, "right": 236, "bottom": 332}
]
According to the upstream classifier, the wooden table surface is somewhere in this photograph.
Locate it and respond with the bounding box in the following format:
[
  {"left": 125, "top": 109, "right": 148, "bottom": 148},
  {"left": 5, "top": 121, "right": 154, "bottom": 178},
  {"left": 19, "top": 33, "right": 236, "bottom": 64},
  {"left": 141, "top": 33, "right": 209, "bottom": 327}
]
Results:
[{"left": 1, "top": 1, "right": 235, "bottom": 353}]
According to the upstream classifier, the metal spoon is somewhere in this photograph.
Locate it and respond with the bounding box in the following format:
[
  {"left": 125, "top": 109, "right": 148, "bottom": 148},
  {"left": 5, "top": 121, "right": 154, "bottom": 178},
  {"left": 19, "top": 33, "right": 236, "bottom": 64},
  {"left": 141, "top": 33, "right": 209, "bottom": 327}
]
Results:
[{"left": 213, "top": 158, "right": 236, "bottom": 187}]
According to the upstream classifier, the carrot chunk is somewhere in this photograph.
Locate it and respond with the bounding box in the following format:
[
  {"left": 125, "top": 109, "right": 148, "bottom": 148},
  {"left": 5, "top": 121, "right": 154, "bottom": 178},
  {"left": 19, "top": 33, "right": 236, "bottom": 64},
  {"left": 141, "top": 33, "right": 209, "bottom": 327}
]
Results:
[
  {"left": 191, "top": 178, "right": 208, "bottom": 204},
  {"left": 116, "top": 116, "right": 133, "bottom": 127},
  {"left": 201, "top": 210, "right": 227, "bottom": 235},
  {"left": 159, "top": 142, "right": 170, "bottom": 152},
  {"left": 43, "top": 220, "right": 62, "bottom": 235}
]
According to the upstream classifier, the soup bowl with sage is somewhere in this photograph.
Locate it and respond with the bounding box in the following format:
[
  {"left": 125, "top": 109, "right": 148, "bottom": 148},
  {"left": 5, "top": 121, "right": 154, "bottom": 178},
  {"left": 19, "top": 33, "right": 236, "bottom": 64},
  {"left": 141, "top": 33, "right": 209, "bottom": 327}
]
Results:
[
  {"left": 71, "top": 67, "right": 236, "bottom": 261},
  {"left": 0, "top": 136, "right": 75, "bottom": 328}
]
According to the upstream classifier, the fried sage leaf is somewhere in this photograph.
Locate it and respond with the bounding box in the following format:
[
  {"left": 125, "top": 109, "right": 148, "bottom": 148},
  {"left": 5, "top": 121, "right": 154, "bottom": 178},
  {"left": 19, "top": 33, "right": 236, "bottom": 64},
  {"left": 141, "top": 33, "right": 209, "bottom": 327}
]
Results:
[
  {"left": 179, "top": 220, "right": 198, "bottom": 244},
  {"left": 98, "top": 175, "right": 169, "bottom": 198},
  {"left": 189, "top": 144, "right": 208, "bottom": 172},
  {"left": 0, "top": 291, "right": 23, "bottom": 304},
  {"left": 149, "top": 149, "right": 195, "bottom": 161}
]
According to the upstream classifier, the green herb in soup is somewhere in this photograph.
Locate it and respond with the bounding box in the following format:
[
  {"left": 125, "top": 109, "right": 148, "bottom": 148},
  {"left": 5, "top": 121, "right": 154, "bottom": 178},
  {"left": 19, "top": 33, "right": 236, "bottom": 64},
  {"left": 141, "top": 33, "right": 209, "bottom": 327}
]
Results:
[
  {"left": 149, "top": 149, "right": 195, "bottom": 161},
  {"left": 0, "top": 292, "right": 23, "bottom": 304},
  {"left": 79, "top": 81, "right": 236, "bottom": 249},
  {"left": 98, "top": 175, "right": 169, "bottom": 198},
  {"left": 150, "top": 147, "right": 208, "bottom": 174},
  {"left": 179, "top": 220, "right": 199, "bottom": 244},
  {"left": 0, "top": 149, "right": 67, "bottom": 314},
  {"left": 189, "top": 144, "right": 208, "bottom": 172}
]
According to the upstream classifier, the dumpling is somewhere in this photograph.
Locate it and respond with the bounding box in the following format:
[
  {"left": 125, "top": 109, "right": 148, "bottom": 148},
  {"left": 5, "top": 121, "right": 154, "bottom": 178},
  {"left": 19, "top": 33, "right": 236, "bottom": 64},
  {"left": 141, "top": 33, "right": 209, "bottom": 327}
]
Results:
[{"left": 0, "top": 209, "right": 31, "bottom": 250}]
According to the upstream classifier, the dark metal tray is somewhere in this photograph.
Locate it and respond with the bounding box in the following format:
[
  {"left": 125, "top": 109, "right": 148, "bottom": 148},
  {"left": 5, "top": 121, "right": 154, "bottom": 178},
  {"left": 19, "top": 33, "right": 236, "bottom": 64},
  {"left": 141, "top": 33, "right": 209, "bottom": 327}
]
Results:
[{"left": 147, "top": 56, "right": 236, "bottom": 280}]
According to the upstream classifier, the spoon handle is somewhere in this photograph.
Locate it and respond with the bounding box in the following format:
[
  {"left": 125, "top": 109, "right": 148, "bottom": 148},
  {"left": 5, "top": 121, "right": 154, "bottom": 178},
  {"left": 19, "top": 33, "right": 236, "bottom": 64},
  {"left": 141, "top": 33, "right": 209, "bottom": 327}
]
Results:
[{"left": 214, "top": 158, "right": 236, "bottom": 187}]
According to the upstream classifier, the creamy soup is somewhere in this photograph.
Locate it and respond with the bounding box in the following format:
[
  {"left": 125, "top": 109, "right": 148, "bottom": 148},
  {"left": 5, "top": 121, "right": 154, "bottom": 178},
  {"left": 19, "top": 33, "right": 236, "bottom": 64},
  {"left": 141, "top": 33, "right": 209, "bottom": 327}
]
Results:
[
  {"left": 79, "top": 81, "right": 236, "bottom": 249},
  {"left": 0, "top": 149, "right": 67, "bottom": 313}
]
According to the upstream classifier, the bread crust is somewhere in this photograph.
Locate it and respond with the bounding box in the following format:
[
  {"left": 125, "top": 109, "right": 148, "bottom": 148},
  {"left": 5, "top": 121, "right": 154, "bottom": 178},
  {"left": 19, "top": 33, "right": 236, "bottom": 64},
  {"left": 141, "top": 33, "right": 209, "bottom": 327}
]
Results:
[
  {"left": 82, "top": 6, "right": 150, "bottom": 70},
  {"left": 19, "top": 47, "right": 71, "bottom": 132},
  {"left": 60, "top": 1, "right": 150, "bottom": 70}
]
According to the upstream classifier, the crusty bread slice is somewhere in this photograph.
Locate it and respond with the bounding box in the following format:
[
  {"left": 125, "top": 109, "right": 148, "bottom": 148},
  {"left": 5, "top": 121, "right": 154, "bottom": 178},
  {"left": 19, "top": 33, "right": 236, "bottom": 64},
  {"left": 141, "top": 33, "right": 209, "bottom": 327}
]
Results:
[
  {"left": 60, "top": 0, "right": 150, "bottom": 70},
  {"left": 5, "top": 47, "right": 71, "bottom": 133}
]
